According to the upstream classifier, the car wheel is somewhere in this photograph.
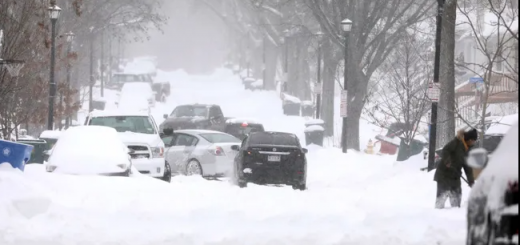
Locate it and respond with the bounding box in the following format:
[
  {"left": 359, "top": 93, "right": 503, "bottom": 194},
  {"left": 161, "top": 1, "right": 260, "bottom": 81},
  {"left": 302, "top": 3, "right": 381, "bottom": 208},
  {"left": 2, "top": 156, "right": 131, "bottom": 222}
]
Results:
[
  {"left": 186, "top": 160, "right": 203, "bottom": 176},
  {"left": 160, "top": 161, "right": 172, "bottom": 182}
]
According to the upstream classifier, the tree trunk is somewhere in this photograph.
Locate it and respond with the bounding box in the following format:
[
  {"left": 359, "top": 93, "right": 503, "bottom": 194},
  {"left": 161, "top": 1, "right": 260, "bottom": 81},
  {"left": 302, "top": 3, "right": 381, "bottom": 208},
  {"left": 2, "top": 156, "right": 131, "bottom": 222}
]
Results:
[
  {"left": 321, "top": 40, "right": 339, "bottom": 137},
  {"left": 437, "top": 0, "right": 457, "bottom": 147},
  {"left": 263, "top": 41, "right": 279, "bottom": 90}
]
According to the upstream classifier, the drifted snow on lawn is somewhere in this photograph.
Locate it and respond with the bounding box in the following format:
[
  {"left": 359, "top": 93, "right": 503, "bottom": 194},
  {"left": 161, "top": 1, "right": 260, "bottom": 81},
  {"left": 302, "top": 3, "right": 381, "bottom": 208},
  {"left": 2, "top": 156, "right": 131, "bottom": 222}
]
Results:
[
  {"left": 1, "top": 150, "right": 469, "bottom": 245},
  {"left": 0, "top": 66, "right": 470, "bottom": 245}
]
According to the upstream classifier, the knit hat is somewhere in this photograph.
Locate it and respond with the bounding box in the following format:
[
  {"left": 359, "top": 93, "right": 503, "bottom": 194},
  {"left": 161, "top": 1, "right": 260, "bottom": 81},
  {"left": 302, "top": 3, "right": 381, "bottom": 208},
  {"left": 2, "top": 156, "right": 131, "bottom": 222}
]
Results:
[{"left": 464, "top": 128, "right": 478, "bottom": 141}]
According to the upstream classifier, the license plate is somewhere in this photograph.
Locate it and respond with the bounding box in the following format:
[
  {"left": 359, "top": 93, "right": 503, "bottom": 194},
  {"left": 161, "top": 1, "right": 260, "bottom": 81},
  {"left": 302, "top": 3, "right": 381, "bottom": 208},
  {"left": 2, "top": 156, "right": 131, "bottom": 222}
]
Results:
[{"left": 267, "top": 155, "right": 281, "bottom": 162}]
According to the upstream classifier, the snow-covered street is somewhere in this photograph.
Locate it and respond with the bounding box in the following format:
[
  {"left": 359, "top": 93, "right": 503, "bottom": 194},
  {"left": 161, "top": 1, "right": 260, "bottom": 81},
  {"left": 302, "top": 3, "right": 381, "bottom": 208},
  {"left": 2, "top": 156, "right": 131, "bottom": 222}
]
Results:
[{"left": 0, "top": 68, "right": 471, "bottom": 245}]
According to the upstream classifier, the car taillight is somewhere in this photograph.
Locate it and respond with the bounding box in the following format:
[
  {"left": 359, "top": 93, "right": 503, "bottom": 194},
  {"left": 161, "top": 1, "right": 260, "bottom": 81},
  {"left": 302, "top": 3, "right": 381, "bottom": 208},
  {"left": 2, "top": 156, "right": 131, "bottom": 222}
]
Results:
[{"left": 208, "top": 146, "right": 225, "bottom": 156}]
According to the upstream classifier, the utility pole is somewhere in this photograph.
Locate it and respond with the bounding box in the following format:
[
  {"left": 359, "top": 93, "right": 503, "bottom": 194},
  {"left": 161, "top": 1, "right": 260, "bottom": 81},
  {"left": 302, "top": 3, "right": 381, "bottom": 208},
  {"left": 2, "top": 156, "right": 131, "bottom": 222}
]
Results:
[
  {"left": 316, "top": 34, "right": 323, "bottom": 119},
  {"left": 340, "top": 19, "right": 352, "bottom": 153},
  {"left": 47, "top": 7, "right": 59, "bottom": 130},
  {"left": 100, "top": 29, "right": 104, "bottom": 97},
  {"left": 89, "top": 34, "right": 95, "bottom": 112}
]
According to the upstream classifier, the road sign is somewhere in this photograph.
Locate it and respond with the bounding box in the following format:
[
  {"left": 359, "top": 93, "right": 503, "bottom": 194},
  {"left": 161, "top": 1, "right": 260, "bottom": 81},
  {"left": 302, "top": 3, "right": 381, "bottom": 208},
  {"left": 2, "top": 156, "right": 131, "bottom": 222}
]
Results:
[
  {"left": 340, "top": 90, "right": 347, "bottom": 117},
  {"left": 469, "top": 77, "right": 484, "bottom": 84},
  {"left": 428, "top": 82, "right": 440, "bottom": 102}
]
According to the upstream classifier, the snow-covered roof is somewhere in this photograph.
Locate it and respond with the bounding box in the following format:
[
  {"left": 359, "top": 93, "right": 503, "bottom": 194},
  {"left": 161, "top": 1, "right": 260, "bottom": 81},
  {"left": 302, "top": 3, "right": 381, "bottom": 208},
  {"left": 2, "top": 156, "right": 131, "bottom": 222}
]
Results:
[
  {"left": 485, "top": 114, "right": 518, "bottom": 135},
  {"left": 457, "top": 8, "right": 518, "bottom": 40},
  {"left": 39, "top": 130, "right": 62, "bottom": 139},
  {"left": 225, "top": 118, "right": 262, "bottom": 125}
]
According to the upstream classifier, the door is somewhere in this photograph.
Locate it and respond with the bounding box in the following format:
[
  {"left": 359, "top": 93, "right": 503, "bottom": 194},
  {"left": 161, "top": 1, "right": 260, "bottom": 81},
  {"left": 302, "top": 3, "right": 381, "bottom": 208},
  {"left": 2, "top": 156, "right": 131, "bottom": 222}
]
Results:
[{"left": 165, "top": 133, "right": 199, "bottom": 174}]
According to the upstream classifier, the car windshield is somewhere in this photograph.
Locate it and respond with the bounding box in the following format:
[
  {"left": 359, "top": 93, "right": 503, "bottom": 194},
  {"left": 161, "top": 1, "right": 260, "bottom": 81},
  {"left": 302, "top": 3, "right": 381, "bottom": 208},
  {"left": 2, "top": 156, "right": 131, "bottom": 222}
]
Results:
[
  {"left": 88, "top": 116, "right": 156, "bottom": 134},
  {"left": 249, "top": 133, "right": 299, "bottom": 146},
  {"left": 200, "top": 133, "right": 240, "bottom": 143},
  {"left": 171, "top": 106, "right": 208, "bottom": 117}
]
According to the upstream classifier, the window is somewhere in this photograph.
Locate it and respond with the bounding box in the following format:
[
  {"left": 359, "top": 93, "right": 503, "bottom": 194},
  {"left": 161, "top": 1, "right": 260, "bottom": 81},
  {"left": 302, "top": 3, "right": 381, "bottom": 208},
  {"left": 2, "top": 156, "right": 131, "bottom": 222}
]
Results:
[
  {"left": 161, "top": 135, "right": 175, "bottom": 146},
  {"left": 249, "top": 133, "right": 300, "bottom": 146},
  {"left": 171, "top": 106, "right": 208, "bottom": 117},
  {"left": 174, "top": 134, "right": 198, "bottom": 146},
  {"left": 209, "top": 107, "right": 223, "bottom": 118},
  {"left": 200, "top": 133, "right": 240, "bottom": 143},
  {"left": 89, "top": 116, "right": 156, "bottom": 134}
]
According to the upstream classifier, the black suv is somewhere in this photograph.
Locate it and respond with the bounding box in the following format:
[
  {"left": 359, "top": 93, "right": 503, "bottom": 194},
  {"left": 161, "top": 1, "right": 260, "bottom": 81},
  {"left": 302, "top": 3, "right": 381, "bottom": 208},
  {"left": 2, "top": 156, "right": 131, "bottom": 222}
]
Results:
[{"left": 231, "top": 131, "right": 308, "bottom": 190}]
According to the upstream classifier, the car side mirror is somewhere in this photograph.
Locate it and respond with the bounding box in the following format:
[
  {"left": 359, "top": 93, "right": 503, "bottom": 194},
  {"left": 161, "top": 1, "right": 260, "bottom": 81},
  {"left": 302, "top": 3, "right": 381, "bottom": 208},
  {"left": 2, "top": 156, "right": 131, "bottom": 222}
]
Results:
[
  {"left": 231, "top": 145, "right": 240, "bottom": 151},
  {"left": 467, "top": 148, "right": 488, "bottom": 169},
  {"left": 162, "top": 128, "right": 174, "bottom": 136},
  {"left": 163, "top": 114, "right": 168, "bottom": 119},
  {"left": 302, "top": 148, "right": 308, "bottom": 154}
]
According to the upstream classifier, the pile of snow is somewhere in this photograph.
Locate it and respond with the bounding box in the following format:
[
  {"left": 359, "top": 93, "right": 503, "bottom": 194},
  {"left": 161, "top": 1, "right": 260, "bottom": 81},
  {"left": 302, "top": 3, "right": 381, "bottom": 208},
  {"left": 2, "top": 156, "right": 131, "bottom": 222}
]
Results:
[
  {"left": 304, "top": 125, "right": 324, "bottom": 132},
  {"left": 281, "top": 93, "right": 301, "bottom": 104},
  {"left": 251, "top": 79, "right": 264, "bottom": 88}
]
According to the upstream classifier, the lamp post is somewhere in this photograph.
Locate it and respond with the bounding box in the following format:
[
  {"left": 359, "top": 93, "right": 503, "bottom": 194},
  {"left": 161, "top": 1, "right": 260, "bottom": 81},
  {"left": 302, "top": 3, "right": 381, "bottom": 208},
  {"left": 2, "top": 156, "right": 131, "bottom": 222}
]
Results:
[
  {"left": 340, "top": 18, "right": 352, "bottom": 154},
  {"left": 63, "top": 31, "right": 75, "bottom": 129},
  {"left": 47, "top": 4, "right": 61, "bottom": 131},
  {"left": 282, "top": 29, "right": 291, "bottom": 93},
  {"left": 427, "top": 0, "right": 445, "bottom": 170},
  {"left": 315, "top": 31, "right": 324, "bottom": 119}
]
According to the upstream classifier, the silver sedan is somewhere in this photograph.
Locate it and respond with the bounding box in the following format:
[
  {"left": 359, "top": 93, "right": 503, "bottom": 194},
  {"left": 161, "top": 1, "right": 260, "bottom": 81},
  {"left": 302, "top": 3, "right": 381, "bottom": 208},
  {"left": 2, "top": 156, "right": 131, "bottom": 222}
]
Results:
[{"left": 162, "top": 129, "right": 241, "bottom": 177}]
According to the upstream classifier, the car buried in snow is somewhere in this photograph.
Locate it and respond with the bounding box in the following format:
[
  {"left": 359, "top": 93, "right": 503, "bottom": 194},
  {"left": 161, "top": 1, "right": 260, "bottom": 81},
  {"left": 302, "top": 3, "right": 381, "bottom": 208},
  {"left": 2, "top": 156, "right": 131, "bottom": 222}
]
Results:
[
  {"left": 160, "top": 128, "right": 240, "bottom": 177},
  {"left": 45, "top": 126, "right": 133, "bottom": 177},
  {"left": 160, "top": 104, "right": 231, "bottom": 132},
  {"left": 466, "top": 120, "right": 518, "bottom": 245},
  {"left": 232, "top": 131, "right": 308, "bottom": 190},
  {"left": 84, "top": 110, "right": 171, "bottom": 182}
]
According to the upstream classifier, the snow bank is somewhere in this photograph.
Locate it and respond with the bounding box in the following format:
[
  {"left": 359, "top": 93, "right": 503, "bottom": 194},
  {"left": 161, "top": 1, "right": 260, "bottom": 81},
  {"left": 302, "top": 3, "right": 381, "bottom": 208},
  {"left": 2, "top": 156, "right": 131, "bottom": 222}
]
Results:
[
  {"left": 0, "top": 164, "right": 53, "bottom": 221},
  {"left": 252, "top": 79, "right": 264, "bottom": 88},
  {"left": 304, "top": 125, "right": 324, "bottom": 132}
]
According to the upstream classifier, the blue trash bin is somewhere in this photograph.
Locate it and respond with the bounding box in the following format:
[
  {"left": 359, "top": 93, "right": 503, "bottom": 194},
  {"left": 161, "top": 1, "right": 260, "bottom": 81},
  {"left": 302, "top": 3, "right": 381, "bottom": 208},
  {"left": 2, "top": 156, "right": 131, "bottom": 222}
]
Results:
[{"left": 0, "top": 139, "right": 34, "bottom": 171}]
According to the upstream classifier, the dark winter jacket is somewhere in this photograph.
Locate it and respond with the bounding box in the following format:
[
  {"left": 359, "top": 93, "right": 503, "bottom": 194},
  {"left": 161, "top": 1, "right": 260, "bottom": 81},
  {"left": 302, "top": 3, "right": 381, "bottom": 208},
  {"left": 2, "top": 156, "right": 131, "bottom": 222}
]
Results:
[{"left": 433, "top": 130, "right": 475, "bottom": 187}]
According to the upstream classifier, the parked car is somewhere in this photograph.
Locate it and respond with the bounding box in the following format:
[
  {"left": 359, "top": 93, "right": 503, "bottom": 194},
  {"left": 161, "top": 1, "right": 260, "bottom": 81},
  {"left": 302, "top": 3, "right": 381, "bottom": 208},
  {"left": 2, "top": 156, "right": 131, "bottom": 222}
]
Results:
[
  {"left": 45, "top": 126, "right": 133, "bottom": 176},
  {"left": 119, "top": 82, "right": 155, "bottom": 108},
  {"left": 232, "top": 131, "right": 308, "bottom": 190},
  {"left": 224, "top": 118, "right": 265, "bottom": 140},
  {"left": 84, "top": 110, "right": 171, "bottom": 182},
  {"left": 160, "top": 104, "right": 231, "bottom": 132},
  {"left": 466, "top": 120, "right": 518, "bottom": 245},
  {"left": 161, "top": 129, "right": 240, "bottom": 177},
  {"left": 110, "top": 72, "right": 169, "bottom": 102}
]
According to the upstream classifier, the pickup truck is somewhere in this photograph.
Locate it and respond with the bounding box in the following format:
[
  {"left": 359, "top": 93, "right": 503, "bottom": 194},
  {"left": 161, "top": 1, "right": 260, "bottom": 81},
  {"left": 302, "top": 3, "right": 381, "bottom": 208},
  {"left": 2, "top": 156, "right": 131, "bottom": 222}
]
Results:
[
  {"left": 160, "top": 104, "right": 231, "bottom": 132},
  {"left": 84, "top": 109, "right": 171, "bottom": 182}
]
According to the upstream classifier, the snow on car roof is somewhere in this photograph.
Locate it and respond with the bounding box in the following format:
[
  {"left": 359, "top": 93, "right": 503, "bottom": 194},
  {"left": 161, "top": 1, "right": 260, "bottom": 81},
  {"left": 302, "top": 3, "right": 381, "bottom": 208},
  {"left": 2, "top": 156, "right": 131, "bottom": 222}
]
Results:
[
  {"left": 478, "top": 121, "right": 518, "bottom": 210},
  {"left": 39, "top": 130, "right": 62, "bottom": 139},
  {"left": 48, "top": 126, "right": 129, "bottom": 167},
  {"left": 174, "top": 129, "right": 229, "bottom": 135},
  {"left": 89, "top": 109, "right": 149, "bottom": 117},
  {"left": 225, "top": 118, "right": 262, "bottom": 124},
  {"left": 485, "top": 114, "right": 518, "bottom": 135}
]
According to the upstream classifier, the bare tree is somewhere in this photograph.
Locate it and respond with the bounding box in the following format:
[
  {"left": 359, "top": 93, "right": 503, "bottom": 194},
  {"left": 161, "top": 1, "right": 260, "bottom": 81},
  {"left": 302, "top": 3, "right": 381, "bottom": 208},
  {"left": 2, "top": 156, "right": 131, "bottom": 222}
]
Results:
[
  {"left": 365, "top": 27, "right": 433, "bottom": 150},
  {"left": 455, "top": 0, "right": 518, "bottom": 145}
]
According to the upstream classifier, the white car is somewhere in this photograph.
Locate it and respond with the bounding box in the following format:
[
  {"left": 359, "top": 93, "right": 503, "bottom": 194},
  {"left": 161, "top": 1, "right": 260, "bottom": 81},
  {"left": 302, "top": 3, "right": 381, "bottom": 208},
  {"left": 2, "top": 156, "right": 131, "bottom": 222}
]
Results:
[
  {"left": 84, "top": 110, "right": 171, "bottom": 182},
  {"left": 161, "top": 129, "right": 241, "bottom": 177},
  {"left": 45, "top": 126, "right": 132, "bottom": 176},
  {"left": 119, "top": 82, "right": 155, "bottom": 108}
]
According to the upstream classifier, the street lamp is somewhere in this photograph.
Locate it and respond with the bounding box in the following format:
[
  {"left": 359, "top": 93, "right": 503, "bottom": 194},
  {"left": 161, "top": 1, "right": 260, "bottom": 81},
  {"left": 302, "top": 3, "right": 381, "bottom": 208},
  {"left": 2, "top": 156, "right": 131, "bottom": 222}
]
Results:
[
  {"left": 63, "top": 31, "right": 75, "bottom": 129},
  {"left": 282, "top": 29, "right": 291, "bottom": 93},
  {"left": 340, "top": 18, "right": 352, "bottom": 154},
  {"left": 315, "top": 31, "right": 324, "bottom": 119},
  {"left": 47, "top": 4, "right": 61, "bottom": 130}
]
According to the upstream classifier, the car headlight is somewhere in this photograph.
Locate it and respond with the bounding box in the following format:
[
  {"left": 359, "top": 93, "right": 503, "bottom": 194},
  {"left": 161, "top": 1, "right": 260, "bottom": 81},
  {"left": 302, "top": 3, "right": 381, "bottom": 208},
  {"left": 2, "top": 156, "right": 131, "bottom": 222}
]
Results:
[
  {"left": 151, "top": 147, "right": 164, "bottom": 158},
  {"left": 46, "top": 165, "right": 57, "bottom": 172}
]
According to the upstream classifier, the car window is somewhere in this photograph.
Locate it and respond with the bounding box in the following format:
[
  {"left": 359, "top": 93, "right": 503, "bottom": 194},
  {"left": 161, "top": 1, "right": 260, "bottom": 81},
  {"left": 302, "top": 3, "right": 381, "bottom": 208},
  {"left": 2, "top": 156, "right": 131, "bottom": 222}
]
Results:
[
  {"left": 199, "top": 133, "right": 240, "bottom": 143},
  {"left": 174, "top": 134, "right": 198, "bottom": 146},
  {"left": 249, "top": 133, "right": 299, "bottom": 146},
  {"left": 171, "top": 106, "right": 208, "bottom": 117},
  {"left": 161, "top": 135, "right": 175, "bottom": 146},
  {"left": 88, "top": 116, "right": 156, "bottom": 134}
]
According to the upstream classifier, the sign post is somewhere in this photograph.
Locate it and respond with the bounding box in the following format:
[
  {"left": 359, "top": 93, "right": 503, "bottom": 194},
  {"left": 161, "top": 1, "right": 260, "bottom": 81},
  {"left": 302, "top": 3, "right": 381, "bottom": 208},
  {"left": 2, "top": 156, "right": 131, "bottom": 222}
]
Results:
[{"left": 428, "top": 82, "right": 440, "bottom": 102}]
